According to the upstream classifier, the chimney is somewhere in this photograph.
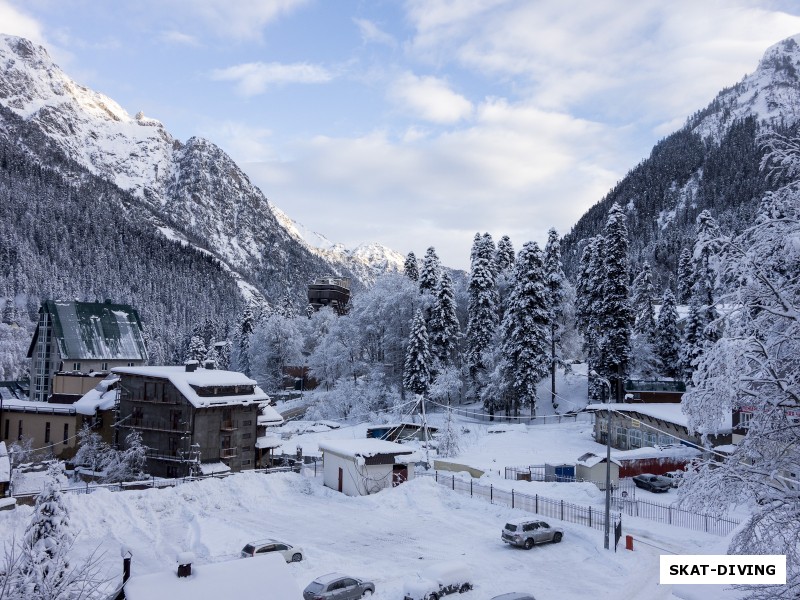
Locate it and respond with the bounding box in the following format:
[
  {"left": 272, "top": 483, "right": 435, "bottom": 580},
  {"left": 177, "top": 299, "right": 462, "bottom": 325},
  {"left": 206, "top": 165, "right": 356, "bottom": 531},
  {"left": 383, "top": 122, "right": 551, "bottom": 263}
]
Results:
[
  {"left": 203, "top": 359, "right": 216, "bottom": 370},
  {"left": 185, "top": 361, "right": 198, "bottom": 373},
  {"left": 177, "top": 552, "right": 195, "bottom": 578}
]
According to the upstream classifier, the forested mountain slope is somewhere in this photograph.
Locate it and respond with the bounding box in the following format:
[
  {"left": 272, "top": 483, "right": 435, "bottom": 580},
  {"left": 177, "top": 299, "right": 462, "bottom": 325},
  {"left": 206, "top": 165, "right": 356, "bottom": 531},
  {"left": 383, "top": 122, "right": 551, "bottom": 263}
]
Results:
[{"left": 562, "top": 35, "right": 800, "bottom": 288}]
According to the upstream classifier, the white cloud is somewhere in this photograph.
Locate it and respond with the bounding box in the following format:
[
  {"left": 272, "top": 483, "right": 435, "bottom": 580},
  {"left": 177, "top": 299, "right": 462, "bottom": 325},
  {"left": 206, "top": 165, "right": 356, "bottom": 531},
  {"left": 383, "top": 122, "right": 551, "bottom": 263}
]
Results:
[
  {"left": 0, "top": 1, "right": 47, "bottom": 44},
  {"left": 353, "top": 18, "right": 396, "bottom": 47},
  {"left": 159, "top": 0, "right": 310, "bottom": 40},
  {"left": 388, "top": 72, "right": 473, "bottom": 123},
  {"left": 159, "top": 30, "right": 200, "bottom": 46},
  {"left": 211, "top": 61, "right": 334, "bottom": 96}
]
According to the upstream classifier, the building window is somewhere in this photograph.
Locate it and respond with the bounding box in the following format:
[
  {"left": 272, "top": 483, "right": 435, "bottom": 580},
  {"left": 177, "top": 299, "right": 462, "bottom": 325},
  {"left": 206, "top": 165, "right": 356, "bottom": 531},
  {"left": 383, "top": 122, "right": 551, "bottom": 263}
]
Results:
[
  {"left": 615, "top": 426, "right": 628, "bottom": 449},
  {"left": 243, "top": 420, "right": 252, "bottom": 426},
  {"left": 739, "top": 412, "right": 753, "bottom": 429},
  {"left": 242, "top": 432, "right": 251, "bottom": 439},
  {"left": 644, "top": 430, "right": 657, "bottom": 447},
  {"left": 63, "top": 423, "right": 69, "bottom": 444},
  {"left": 127, "top": 362, "right": 134, "bottom": 367},
  {"left": 101, "top": 362, "right": 109, "bottom": 371},
  {"left": 45, "top": 422, "right": 51, "bottom": 444},
  {"left": 72, "top": 362, "right": 81, "bottom": 371},
  {"left": 628, "top": 428, "right": 642, "bottom": 449},
  {"left": 3, "top": 419, "right": 8, "bottom": 440},
  {"left": 242, "top": 459, "right": 251, "bottom": 466},
  {"left": 17, "top": 420, "right": 23, "bottom": 440},
  {"left": 658, "top": 433, "right": 676, "bottom": 445},
  {"left": 241, "top": 446, "right": 251, "bottom": 452}
]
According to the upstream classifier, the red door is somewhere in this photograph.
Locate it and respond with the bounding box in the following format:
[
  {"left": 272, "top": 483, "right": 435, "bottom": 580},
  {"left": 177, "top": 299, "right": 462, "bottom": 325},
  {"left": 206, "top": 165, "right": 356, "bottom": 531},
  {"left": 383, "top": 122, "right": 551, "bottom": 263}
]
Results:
[{"left": 392, "top": 465, "right": 408, "bottom": 486}]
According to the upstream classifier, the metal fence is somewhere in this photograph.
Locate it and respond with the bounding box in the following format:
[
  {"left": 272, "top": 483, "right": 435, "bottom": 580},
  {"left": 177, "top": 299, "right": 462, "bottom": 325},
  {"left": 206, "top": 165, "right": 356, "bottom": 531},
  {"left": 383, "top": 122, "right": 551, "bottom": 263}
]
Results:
[
  {"left": 418, "top": 471, "right": 620, "bottom": 534},
  {"left": 611, "top": 492, "right": 740, "bottom": 536},
  {"left": 451, "top": 409, "right": 584, "bottom": 426}
]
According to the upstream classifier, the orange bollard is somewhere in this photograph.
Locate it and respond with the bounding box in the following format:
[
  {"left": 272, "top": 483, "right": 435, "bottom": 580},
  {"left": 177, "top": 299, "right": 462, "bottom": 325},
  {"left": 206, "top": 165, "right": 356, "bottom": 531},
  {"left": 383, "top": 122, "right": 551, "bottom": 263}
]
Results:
[{"left": 625, "top": 535, "right": 634, "bottom": 551}]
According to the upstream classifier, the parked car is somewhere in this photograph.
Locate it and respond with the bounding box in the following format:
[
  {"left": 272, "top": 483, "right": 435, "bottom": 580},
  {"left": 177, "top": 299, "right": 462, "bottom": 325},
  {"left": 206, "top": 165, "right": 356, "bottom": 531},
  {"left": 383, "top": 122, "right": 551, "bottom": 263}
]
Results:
[
  {"left": 662, "top": 470, "right": 684, "bottom": 487},
  {"left": 501, "top": 519, "right": 564, "bottom": 549},
  {"left": 632, "top": 473, "right": 672, "bottom": 493},
  {"left": 403, "top": 561, "right": 473, "bottom": 600},
  {"left": 303, "top": 573, "right": 375, "bottom": 600},
  {"left": 241, "top": 538, "right": 304, "bottom": 562},
  {"left": 491, "top": 594, "right": 536, "bottom": 600}
]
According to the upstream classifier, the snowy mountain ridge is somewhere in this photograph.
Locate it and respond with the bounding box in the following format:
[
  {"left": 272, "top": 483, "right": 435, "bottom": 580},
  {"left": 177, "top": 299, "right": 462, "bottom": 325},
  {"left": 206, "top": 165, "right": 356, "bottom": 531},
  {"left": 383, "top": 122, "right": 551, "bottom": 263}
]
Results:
[{"left": 0, "top": 34, "right": 400, "bottom": 297}]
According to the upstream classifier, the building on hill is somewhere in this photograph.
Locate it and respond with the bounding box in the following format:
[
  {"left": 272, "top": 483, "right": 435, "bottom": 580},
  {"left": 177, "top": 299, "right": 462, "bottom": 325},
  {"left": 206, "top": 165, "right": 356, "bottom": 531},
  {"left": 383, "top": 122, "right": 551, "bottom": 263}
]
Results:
[
  {"left": 307, "top": 276, "right": 351, "bottom": 315},
  {"left": 114, "top": 364, "right": 264, "bottom": 478},
  {"left": 623, "top": 380, "right": 685, "bottom": 403},
  {"left": 27, "top": 300, "right": 148, "bottom": 403}
]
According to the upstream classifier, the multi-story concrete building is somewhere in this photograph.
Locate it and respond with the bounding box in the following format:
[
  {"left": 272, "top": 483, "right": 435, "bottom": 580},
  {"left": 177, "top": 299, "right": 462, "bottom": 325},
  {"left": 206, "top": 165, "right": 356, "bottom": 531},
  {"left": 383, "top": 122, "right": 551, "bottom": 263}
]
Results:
[{"left": 114, "top": 364, "right": 265, "bottom": 478}]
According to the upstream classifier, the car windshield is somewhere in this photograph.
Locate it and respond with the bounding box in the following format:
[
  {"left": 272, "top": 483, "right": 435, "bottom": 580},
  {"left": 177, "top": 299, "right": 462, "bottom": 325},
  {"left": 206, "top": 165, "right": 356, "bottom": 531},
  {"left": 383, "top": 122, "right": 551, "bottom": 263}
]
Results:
[
  {"left": 242, "top": 544, "right": 255, "bottom": 554},
  {"left": 306, "top": 582, "right": 324, "bottom": 593},
  {"left": 505, "top": 523, "right": 518, "bottom": 531}
]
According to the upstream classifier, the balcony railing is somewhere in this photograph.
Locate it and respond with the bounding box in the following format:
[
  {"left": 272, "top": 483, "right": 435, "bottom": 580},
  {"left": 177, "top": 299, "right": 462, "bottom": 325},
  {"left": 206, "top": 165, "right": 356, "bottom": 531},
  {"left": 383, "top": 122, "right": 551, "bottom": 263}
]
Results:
[
  {"left": 220, "top": 420, "right": 237, "bottom": 431},
  {"left": 220, "top": 448, "right": 237, "bottom": 459}
]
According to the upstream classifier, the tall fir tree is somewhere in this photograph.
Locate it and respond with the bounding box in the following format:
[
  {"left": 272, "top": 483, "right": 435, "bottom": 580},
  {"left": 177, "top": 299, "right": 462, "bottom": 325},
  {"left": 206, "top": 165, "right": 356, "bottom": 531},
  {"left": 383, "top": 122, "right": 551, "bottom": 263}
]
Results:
[
  {"left": 655, "top": 288, "right": 681, "bottom": 378},
  {"left": 428, "top": 271, "right": 460, "bottom": 368},
  {"left": 677, "top": 247, "right": 694, "bottom": 303},
  {"left": 575, "top": 236, "right": 605, "bottom": 398},
  {"left": 496, "top": 235, "right": 515, "bottom": 272},
  {"left": 466, "top": 233, "right": 499, "bottom": 395},
  {"left": 679, "top": 300, "right": 705, "bottom": 383},
  {"left": 418, "top": 247, "right": 441, "bottom": 295},
  {"left": 543, "top": 228, "right": 566, "bottom": 409},
  {"left": 235, "top": 304, "right": 256, "bottom": 377},
  {"left": 631, "top": 261, "right": 657, "bottom": 341},
  {"left": 403, "top": 308, "right": 431, "bottom": 396},
  {"left": 598, "top": 203, "right": 633, "bottom": 399},
  {"left": 501, "top": 242, "right": 550, "bottom": 416},
  {"left": 403, "top": 252, "right": 419, "bottom": 282},
  {"left": 186, "top": 335, "right": 207, "bottom": 363}
]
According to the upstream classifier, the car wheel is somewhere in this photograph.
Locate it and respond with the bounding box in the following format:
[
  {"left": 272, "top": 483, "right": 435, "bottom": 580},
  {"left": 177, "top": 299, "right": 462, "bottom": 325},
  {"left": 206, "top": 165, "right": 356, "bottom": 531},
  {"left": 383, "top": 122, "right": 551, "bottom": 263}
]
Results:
[
  {"left": 362, "top": 590, "right": 373, "bottom": 598},
  {"left": 291, "top": 553, "right": 302, "bottom": 562},
  {"left": 553, "top": 532, "right": 563, "bottom": 543},
  {"left": 429, "top": 594, "right": 439, "bottom": 600},
  {"left": 524, "top": 538, "right": 534, "bottom": 550}
]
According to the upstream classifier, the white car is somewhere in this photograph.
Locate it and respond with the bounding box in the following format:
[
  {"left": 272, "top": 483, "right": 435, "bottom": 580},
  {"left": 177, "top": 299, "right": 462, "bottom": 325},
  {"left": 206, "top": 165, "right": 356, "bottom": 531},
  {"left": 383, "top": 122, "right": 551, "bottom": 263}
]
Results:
[{"left": 241, "top": 538, "right": 304, "bottom": 562}]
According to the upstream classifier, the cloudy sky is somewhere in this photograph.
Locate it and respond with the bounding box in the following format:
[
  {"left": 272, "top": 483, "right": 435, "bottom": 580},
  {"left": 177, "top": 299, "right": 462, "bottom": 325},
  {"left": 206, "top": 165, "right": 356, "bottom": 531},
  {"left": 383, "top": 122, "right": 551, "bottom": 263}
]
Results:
[{"left": 3, "top": 0, "right": 800, "bottom": 269}]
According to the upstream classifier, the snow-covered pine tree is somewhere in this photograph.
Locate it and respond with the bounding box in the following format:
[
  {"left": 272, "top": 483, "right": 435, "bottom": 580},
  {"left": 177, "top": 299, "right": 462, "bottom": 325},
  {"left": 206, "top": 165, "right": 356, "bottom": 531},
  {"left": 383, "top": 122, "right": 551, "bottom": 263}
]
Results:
[
  {"left": 655, "top": 288, "right": 681, "bottom": 378},
  {"left": 233, "top": 304, "right": 255, "bottom": 376},
  {"left": 418, "top": 247, "right": 441, "bottom": 295},
  {"left": 185, "top": 335, "right": 207, "bottom": 363},
  {"left": 16, "top": 463, "right": 72, "bottom": 599},
  {"left": 598, "top": 203, "right": 633, "bottom": 399},
  {"left": 631, "top": 261, "right": 657, "bottom": 340},
  {"left": 403, "top": 308, "right": 431, "bottom": 396},
  {"left": 466, "top": 234, "right": 499, "bottom": 396},
  {"left": 543, "top": 228, "right": 566, "bottom": 409},
  {"left": 680, "top": 132, "right": 800, "bottom": 600},
  {"left": 73, "top": 423, "right": 110, "bottom": 476},
  {"left": 677, "top": 247, "right": 694, "bottom": 303},
  {"left": 575, "top": 236, "right": 604, "bottom": 398},
  {"left": 679, "top": 300, "right": 705, "bottom": 383},
  {"left": 500, "top": 241, "right": 550, "bottom": 416},
  {"left": 428, "top": 271, "right": 460, "bottom": 368},
  {"left": 691, "top": 209, "right": 722, "bottom": 342},
  {"left": 403, "top": 252, "right": 419, "bottom": 282},
  {"left": 496, "top": 235, "right": 515, "bottom": 272}
]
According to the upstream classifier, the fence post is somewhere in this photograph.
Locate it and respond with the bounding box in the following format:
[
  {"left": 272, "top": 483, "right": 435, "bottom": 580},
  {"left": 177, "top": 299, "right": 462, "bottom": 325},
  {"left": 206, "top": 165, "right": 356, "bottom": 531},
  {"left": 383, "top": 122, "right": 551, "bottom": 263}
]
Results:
[
  {"left": 668, "top": 506, "right": 672, "bottom": 525},
  {"left": 589, "top": 506, "right": 592, "bottom": 528},
  {"left": 470, "top": 479, "right": 473, "bottom": 497},
  {"left": 490, "top": 484, "right": 493, "bottom": 504},
  {"left": 435, "top": 471, "right": 438, "bottom": 483},
  {"left": 512, "top": 489, "right": 514, "bottom": 509},
  {"left": 560, "top": 499, "right": 564, "bottom": 521},
  {"left": 705, "top": 515, "right": 708, "bottom": 533},
  {"left": 452, "top": 475, "right": 455, "bottom": 491},
  {"left": 535, "top": 494, "right": 538, "bottom": 514}
]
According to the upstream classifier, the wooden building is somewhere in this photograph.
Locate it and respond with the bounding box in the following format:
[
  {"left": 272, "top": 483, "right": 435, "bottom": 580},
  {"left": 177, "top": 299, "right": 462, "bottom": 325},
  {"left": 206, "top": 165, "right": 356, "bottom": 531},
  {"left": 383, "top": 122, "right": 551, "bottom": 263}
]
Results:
[
  {"left": 114, "top": 364, "right": 265, "bottom": 478},
  {"left": 318, "top": 438, "right": 416, "bottom": 496}
]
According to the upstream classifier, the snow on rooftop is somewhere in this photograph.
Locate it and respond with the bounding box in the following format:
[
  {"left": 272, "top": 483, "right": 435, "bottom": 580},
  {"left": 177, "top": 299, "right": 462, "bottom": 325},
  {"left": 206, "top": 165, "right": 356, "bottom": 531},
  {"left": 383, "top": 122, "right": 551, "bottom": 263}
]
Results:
[
  {"left": 123, "top": 551, "right": 302, "bottom": 600},
  {"left": 318, "top": 438, "right": 415, "bottom": 458},
  {"left": 112, "top": 366, "right": 269, "bottom": 408},
  {"left": 576, "top": 452, "right": 622, "bottom": 468},
  {"left": 255, "top": 435, "right": 282, "bottom": 449},
  {"left": 74, "top": 375, "right": 119, "bottom": 416},
  {"left": 198, "top": 462, "right": 230, "bottom": 475},
  {"left": 258, "top": 403, "right": 284, "bottom": 426},
  {"left": 585, "top": 402, "right": 732, "bottom": 432}
]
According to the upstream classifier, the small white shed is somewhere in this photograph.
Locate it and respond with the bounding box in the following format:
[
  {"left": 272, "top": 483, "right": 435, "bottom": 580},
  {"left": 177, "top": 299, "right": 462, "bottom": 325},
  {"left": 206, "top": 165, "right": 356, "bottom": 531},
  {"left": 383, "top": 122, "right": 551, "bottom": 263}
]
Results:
[
  {"left": 575, "top": 452, "right": 621, "bottom": 490},
  {"left": 318, "top": 439, "right": 417, "bottom": 496}
]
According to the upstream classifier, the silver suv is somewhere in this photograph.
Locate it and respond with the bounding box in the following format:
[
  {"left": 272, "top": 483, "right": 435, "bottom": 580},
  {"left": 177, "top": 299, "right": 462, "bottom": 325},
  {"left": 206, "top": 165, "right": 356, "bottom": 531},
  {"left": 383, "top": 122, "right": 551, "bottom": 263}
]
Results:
[{"left": 501, "top": 519, "right": 563, "bottom": 549}]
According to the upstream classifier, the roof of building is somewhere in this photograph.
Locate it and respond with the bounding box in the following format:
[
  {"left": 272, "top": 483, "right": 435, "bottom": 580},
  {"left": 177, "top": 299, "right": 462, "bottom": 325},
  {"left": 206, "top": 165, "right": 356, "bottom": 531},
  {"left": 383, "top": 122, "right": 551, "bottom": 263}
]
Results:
[
  {"left": 258, "top": 403, "right": 284, "bottom": 426},
  {"left": 624, "top": 380, "right": 686, "bottom": 393},
  {"left": 124, "top": 552, "right": 302, "bottom": 600},
  {"left": 585, "top": 403, "right": 732, "bottom": 434},
  {"left": 112, "top": 366, "right": 269, "bottom": 408},
  {"left": 576, "top": 452, "right": 622, "bottom": 468},
  {"left": 0, "top": 381, "right": 28, "bottom": 402},
  {"left": 318, "top": 438, "right": 416, "bottom": 459},
  {"left": 74, "top": 375, "right": 119, "bottom": 416},
  {"left": 28, "top": 300, "right": 147, "bottom": 362}
]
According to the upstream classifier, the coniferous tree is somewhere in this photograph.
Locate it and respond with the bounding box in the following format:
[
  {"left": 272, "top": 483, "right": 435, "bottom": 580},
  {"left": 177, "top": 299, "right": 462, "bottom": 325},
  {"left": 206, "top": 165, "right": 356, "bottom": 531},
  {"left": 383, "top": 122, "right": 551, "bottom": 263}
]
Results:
[
  {"left": 677, "top": 248, "right": 694, "bottom": 303},
  {"left": 575, "top": 236, "right": 604, "bottom": 398},
  {"left": 186, "top": 335, "right": 207, "bottom": 363},
  {"left": 655, "top": 288, "right": 681, "bottom": 378},
  {"left": 429, "top": 271, "right": 460, "bottom": 368},
  {"left": 403, "top": 308, "right": 431, "bottom": 396},
  {"left": 598, "top": 203, "right": 633, "bottom": 398},
  {"left": 496, "top": 235, "right": 515, "bottom": 272},
  {"left": 543, "top": 228, "right": 566, "bottom": 408},
  {"left": 418, "top": 247, "right": 440, "bottom": 295},
  {"left": 234, "top": 304, "right": 256, "bottom": 376},
  {"left": 403, "top": 252, "right": 419, "bottom": 282},
  {"left": 501, "top": 242, "right": 550, "bottom": 416},
  {"left": 466, "top": 234, "right": 499, "bottom": 397},
  {"left": 679, "top": 300, "right": 705, "bottom": 382},
  {"left": 631, "top": 261, "right": 657, "bottom": 340},
  {"left": 692, "top": 209, "right": 722, "bottom": 338}
]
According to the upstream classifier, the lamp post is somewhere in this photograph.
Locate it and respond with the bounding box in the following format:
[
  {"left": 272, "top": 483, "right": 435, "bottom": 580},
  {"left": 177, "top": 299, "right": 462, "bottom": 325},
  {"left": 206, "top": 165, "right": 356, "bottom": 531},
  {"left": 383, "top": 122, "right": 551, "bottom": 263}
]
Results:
[{"left": 592, "top": 370, "right": 613, "bottom": 550}]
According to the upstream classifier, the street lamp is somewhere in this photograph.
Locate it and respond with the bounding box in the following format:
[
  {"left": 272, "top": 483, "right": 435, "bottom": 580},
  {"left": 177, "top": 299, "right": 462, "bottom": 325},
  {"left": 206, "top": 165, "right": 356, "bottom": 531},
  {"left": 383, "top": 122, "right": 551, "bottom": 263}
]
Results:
[{"left": 592, "top": 370, "right": 613, "bottom": 550}]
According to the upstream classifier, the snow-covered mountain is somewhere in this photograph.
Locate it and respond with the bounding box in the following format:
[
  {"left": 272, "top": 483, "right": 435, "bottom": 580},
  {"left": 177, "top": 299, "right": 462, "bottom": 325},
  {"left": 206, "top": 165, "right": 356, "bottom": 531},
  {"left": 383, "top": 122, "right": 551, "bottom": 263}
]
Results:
[
  {"left": 0, "top": 34, "right": 401, "bottom": 297},
  {"left": 562, "top": 33, "right": 800, "bottom": 285}
]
